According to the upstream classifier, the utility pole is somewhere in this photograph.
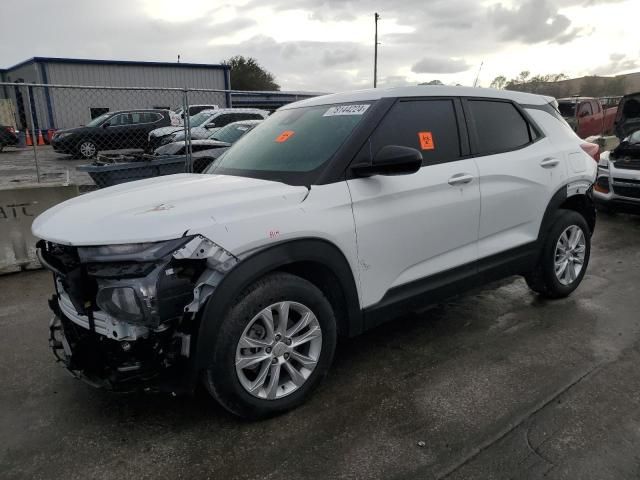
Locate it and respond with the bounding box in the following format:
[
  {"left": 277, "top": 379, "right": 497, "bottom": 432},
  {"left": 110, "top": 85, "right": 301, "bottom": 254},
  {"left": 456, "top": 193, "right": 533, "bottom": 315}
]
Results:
[
  {"left": 473, "top": 61, "right": 484, "bottom": 87},
  {"left": 374, "top": 12, "right": 380, "bottom": 88}
]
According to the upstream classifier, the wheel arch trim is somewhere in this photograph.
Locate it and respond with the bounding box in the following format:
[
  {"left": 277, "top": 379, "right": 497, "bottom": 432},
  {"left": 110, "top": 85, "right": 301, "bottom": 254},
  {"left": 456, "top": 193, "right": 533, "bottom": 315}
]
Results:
[
  {"left": 193, "top": 237, "right": 362, "bottom": 371},
  {"left": 538, "top": 182, "right": 596, "bottom": 243}
]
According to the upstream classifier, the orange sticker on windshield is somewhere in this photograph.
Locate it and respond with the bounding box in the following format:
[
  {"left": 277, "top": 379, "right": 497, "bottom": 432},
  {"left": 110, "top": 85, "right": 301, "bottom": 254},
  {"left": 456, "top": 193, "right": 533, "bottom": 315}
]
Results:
[
  {"left": 418, "top": 131, "right": 435, "bottom": 150},
  {"left": 276, "top": 130, "right": 295, "bottom": 143}
]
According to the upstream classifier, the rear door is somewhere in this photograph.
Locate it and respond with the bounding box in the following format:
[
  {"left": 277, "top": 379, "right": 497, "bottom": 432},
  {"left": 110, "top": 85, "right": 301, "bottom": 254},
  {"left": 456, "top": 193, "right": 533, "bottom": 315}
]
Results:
[
  {"left": 465, "top": 99, "right": 565, "bottom": 260},
  {"left": 101, "top": 113, "right": 132, "bottom": 150},
  {"left": 347, "top": 98, "right": 481, "bottom": 309}
]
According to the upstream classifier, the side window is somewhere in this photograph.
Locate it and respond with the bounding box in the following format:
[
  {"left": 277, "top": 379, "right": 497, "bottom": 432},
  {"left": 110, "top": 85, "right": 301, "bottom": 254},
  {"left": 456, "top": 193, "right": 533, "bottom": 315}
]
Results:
[
  {"left": 238, "top": 113, "right": 265, "bottom": 121},
  {"left": 141, "top": 112, "right": 162, "bottom": 123},
  {"left": 578, "top": 102, "right": 593, "bottom": 117},
  {"left": 369, "top": 99, "right": 461, "bottom": 165},
  {"left": 467, "top": 100, "right": 532, "bottom": 155},
  {"left": 108, "top": 114, "right": 130, "bottom": 126},
  {"left": 213, "top": 114, "right": 236, "bottom": 127},
  {"left": 130, "top": 112, "right": 144, "bottom": 124}
]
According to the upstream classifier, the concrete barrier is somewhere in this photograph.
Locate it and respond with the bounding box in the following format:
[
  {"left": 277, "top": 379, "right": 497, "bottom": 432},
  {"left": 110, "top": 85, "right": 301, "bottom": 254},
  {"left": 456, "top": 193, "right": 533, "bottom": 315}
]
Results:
[{"left": 0, "top": 184, "right": 79, "bottom": 274}]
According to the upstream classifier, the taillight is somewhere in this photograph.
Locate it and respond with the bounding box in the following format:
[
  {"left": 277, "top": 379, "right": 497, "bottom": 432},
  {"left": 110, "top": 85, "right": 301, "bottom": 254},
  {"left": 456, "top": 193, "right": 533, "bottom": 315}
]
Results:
[
  {"left": 594, "top": 175, "right": 609, "bottom": 193},
  {"left": 581, "top": 142, "right": 600, "bottom": 162}
]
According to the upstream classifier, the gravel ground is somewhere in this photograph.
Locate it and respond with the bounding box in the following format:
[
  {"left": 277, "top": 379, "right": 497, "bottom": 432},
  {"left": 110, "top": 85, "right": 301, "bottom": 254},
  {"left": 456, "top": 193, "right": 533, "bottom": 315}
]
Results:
[{"left": 0, "top": 146, "right": 131, "bottom": 188}]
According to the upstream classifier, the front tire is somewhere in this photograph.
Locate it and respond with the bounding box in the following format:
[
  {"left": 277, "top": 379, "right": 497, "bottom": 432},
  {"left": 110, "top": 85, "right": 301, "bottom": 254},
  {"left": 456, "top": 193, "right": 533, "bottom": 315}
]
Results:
[
  {"left": 203, "top": 272, "right": 337, "bottom": 419},
  {"left": 525, "top": 210, "right": 591, "bottom": 298}
]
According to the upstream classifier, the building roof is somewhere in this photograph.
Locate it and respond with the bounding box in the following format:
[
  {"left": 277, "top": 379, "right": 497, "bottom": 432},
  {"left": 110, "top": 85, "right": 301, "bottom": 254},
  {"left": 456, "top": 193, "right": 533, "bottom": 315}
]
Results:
[
  {"left": 2, "top": 57, "right": 229, "bottom": 72},
  {"left": 283, "top": 85, "right": 554, "bottom": 110}
]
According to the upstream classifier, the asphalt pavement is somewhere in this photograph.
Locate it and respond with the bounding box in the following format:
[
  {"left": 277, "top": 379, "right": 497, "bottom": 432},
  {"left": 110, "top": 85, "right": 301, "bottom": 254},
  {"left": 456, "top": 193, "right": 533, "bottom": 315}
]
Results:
[{"left": 1, "top": 212, "right": 640, "bottom": 479}]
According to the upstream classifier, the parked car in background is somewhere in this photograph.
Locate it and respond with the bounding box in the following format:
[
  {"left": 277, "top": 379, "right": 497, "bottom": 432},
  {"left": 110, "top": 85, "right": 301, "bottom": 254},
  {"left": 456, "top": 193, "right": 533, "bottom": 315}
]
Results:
[
  {"left": 168, "top": 109, "right": 269, "bottom": 144},
  {"left": 147, "top": 108, "right": 223, "bottom": 151},
  {"left": 594, "top": 95, "right": 640, "bottom": 213},
  {"left": 0, "top": 126, "right": 18, "bottom": 152},
  {"left": 613, "top": 92, "right": 640, "bottom": 140},
  {"left": 153, "top": 120, "right": 263, "bottom": 173},
  {"left": 52, "top": 109, "right": 173, "bottom": 159},
  {"left": 153, "top": 119, "right": 262, "bottom": 156},
  {"left": 599, "top": 96, "right": 622, "bottom": 110},
  {"left": 558, "top": 97, "right": 617, "bottom": 138},
  {"left": 34, "top": 86, "right": 597, "bottom": 419},
  {"left": 174, "top": 104, "right": 219, "bottom": 118}
]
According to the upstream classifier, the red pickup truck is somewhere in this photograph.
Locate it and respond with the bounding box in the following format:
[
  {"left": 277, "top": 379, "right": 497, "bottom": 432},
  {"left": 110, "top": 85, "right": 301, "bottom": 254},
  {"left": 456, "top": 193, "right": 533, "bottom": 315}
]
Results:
[{"left": 558, "top": 97, "right": 618, "bottom": 139}]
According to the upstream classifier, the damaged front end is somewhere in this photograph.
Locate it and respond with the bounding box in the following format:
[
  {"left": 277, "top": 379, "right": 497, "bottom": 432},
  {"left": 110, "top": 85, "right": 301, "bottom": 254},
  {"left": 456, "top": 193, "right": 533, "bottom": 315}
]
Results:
[{"left": 38, "top": 235, "right": 237, "bottom": 392}]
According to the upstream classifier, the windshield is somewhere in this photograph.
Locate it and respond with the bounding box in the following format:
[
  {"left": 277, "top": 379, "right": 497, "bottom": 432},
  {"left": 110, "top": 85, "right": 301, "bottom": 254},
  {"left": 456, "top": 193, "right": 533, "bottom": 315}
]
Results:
[
  {"left": 207, "top": 104, "right": 370, "bottom": 179},
  {"left": 189, "top": 111, "right": 215, "bottom": 127},
  {"left": 558, "top": 102, "right": 577, "bottom": 118},
  {"left": 86, "top": 113, "right": 112, "bottom": 127},
  {"left": 210, "top": 123, "right": 254, "bottom": 144}
]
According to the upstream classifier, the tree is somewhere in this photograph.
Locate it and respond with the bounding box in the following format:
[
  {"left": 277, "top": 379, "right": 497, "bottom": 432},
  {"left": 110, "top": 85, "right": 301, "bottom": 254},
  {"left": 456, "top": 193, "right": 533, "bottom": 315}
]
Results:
[
  {"left": 490, "top": 75, "right": 507, "bottom": 89},
  {"left": 222, "top": 56, "right": 280, "bottom": 91},
  {"left": 517, "top": 70, "right": 530, "bottom": 83},
  {"left": 420, "top": 80, "right": 444, "bottom": 85}
]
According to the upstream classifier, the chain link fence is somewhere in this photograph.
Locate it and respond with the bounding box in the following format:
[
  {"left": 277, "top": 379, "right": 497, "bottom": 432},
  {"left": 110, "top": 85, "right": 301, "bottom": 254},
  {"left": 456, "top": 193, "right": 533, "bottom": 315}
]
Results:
[{"left": 0, "top": 82, "right": 284, "bottom": 190}]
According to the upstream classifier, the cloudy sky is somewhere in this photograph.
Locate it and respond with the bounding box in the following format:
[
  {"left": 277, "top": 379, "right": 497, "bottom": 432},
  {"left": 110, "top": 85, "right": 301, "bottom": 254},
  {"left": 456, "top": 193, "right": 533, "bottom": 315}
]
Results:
[{"left": 1, "top": 0, "right": 638, "bottom": 91}]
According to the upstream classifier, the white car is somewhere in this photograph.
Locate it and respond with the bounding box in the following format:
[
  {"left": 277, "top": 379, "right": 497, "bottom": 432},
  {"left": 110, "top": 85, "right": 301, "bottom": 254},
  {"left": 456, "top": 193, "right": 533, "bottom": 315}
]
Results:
[
  {"left": 593, "top": 132, "right": 640, "bottom": 213},
  {"left": 33, "top": 86, "right": 597, "bottom": 418},
  {"left": 148, "top": 108, "right": 268, "bottom": 150}
]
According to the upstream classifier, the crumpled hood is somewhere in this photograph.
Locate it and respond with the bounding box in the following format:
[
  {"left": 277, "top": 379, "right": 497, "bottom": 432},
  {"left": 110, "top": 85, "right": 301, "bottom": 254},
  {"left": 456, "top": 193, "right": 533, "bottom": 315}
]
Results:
[
  {"left": 32, "top": 174, "right": 309, "bottom": 246},
  {"left": 150, "top": 126, "right": 182, "bottom": 138},
  {"left": 173, "top": 127, "right": 214, "bottom": 142}
]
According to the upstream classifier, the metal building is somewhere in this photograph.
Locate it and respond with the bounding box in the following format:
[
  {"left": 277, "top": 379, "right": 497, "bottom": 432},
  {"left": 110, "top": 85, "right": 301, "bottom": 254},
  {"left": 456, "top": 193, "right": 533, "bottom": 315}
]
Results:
[
  {"left": 0, "top": 57, "right": 231, "bottom": 130},
  {"left": 231, "top": 90, "right": 326, "bottom": 111}
]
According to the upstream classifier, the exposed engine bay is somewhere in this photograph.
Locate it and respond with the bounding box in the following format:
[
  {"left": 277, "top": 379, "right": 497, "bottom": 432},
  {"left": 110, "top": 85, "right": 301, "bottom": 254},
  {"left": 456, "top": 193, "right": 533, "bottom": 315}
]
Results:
[
  {"left": 609, "top": 130, "right": 640, "bottom": 170},
  {"left": 38, "top": 235, "right": 237, "bottom": 392}
]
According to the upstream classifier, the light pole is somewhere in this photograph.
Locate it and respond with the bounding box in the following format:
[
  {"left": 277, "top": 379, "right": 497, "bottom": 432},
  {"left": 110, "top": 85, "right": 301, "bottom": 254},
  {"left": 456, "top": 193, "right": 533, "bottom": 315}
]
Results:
[{"left": 374, "top": 12, "right": 380, "bottom": 88}]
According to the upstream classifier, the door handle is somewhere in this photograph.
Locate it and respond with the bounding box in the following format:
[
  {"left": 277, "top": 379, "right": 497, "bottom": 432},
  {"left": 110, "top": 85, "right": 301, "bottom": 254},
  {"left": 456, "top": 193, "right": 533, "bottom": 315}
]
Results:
[
  {"left": 448, "top": 173, "right": 474, "bottom": 186},
  {"left": 540, "top": 157, "right": 560, "bottom": 168}
]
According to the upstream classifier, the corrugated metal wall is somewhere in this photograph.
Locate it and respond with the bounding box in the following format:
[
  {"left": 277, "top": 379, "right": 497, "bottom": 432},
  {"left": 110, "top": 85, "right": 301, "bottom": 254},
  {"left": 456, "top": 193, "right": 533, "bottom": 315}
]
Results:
[
  {"left": 1, "top": 62, "right": 44, "bottom": 130},
  {"left": 1, "top": 60, "right": 229, "bottom": 130},
  {"left": 43, "top": 62, "right": 228, "bottom": 130},
  {"left": 45, "top": 62, "right": 227, "bottom": 89}
]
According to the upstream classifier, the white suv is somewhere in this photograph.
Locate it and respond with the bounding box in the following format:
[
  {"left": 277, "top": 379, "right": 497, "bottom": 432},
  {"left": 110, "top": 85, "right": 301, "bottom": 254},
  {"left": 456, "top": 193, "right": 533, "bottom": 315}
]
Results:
[{"left": 33, "top": 86, "right": 598, "bottom": 418}]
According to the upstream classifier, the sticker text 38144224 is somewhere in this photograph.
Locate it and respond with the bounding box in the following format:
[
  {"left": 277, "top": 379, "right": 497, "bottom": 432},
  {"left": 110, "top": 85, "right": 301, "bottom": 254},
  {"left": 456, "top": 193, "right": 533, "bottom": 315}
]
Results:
[{"left": 323, "top": 104, "right": 370, "bottom": 117}]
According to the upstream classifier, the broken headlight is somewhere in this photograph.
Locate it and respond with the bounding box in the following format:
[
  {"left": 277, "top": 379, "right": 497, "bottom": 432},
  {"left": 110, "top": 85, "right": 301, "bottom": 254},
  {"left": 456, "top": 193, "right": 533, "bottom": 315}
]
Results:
[
  {"left": 78, "top": 238, "right": 191, "bottom": 263},
  {"left": 96, "top": 286, "right": 145, "bottom": 323}
]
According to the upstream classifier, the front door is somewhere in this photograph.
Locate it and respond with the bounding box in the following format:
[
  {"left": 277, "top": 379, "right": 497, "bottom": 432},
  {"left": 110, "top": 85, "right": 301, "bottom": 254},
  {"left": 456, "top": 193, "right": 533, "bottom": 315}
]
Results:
[{"left": 347, "top": 98, "right": 481, "bottom": 309}]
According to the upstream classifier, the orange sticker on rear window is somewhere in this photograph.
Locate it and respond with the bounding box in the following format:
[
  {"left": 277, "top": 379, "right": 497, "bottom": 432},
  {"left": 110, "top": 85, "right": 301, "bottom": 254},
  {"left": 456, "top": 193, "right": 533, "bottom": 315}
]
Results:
[
  {"left": 418, "top": 131, "right": 435, "bottom": 150},
  {"left": 275, "top": 130, "right": 295, "bottom": 143}
]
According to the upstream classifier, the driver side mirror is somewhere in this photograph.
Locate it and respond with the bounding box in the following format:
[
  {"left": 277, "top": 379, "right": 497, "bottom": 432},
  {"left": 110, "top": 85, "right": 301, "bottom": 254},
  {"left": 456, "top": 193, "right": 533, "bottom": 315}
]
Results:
[{"left": 352, "top": 145, "right": 423, "bottom": 177}]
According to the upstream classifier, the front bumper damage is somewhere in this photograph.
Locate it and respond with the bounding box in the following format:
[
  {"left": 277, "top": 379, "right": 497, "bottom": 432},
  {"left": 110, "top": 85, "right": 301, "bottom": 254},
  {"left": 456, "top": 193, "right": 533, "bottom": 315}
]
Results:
[
  {"left": 38, "top": 235, "right": 238, "bottom": 393},
  {"left": 594, "top": 148, "right": 640, "bottom": 213}
]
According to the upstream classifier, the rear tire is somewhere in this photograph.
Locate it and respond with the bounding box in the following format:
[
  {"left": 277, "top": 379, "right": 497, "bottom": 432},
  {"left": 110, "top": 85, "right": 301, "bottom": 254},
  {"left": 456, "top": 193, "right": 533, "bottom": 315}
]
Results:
[
  {"left": 525, "top": 210, "right": 591, "bottom": 298},
  {"left": 203, "top": 272, "right": 337, "bottom": 419},
  {"left": 77, "top": 140, "right": 97, "bottom": 159}
]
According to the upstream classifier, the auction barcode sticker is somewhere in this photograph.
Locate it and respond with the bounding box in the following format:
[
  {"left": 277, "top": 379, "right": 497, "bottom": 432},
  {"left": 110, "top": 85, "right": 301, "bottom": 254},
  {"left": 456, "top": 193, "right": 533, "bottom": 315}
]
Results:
[{"left": 324, "top": 104, "right": 370, "bottom": 116}]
